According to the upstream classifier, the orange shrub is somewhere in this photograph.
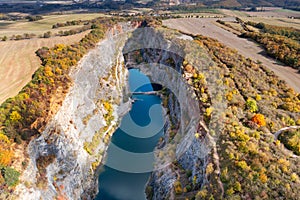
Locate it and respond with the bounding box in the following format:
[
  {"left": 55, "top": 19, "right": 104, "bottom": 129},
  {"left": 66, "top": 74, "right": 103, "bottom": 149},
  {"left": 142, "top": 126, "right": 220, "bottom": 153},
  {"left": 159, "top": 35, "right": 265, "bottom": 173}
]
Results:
[
  {"left": 0, "top": 149, "right": 13, "bottom": 166},
  {"left": 259, "top": 173, "right": 268, "bottom": 183},
  {"left": 251, "top": 114, "right": 266, "bottom": 127},
  {"left": 0, "top": 132, "right": 13, "bottom": 166}
]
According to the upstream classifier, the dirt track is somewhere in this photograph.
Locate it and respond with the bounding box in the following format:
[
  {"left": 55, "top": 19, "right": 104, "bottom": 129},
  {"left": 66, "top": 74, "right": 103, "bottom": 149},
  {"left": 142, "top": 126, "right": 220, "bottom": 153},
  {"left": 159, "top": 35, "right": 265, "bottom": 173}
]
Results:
[{"left": 163, "top": 18, "right": 300, "bottom": 93}]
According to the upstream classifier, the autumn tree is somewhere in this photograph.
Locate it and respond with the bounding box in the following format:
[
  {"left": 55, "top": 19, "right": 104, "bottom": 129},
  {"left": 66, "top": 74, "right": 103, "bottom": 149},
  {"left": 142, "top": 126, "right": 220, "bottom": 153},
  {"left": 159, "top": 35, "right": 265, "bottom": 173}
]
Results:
[
  {"left": 0, "top": 131, "right": 13, "bottom": 166},
  {"left": 251, "top": 114, "right": 266, "bottom": 127}
]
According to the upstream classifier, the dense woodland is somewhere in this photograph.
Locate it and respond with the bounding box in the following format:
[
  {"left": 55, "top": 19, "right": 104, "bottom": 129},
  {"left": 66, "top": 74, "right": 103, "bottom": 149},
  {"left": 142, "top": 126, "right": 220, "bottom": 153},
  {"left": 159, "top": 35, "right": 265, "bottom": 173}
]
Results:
[
  {"left": 182, "top": 35, "right": 300, "bottom": 199},
  {"left": 0, "top": 17, "right": 119, "bottom": 196},
  {"left": 149, "top": 32, "right": 300, "bottom": 199},
  {"left": 241, "top": 22, "right": 300, "bottom": 70},
  {"left": 249, "top": 22, "right": 300, "bottom": 41},
  {"left": 140, "top": 23, "right": 299, "bottom": 199}
]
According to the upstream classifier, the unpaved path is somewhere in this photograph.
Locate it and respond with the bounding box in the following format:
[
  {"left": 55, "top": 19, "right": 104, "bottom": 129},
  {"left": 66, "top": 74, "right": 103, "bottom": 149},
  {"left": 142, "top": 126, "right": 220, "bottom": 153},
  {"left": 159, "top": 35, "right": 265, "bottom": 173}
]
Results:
[{"left": 163, "top": 18, "right": 300, "bottom": 93}]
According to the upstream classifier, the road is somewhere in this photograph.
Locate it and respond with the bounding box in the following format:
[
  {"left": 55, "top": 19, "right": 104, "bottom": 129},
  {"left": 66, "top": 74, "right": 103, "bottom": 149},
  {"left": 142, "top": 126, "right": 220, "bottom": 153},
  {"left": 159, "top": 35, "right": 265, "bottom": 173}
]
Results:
[{"left": 163, "top": 18, "right": 300, "bottom": 93}]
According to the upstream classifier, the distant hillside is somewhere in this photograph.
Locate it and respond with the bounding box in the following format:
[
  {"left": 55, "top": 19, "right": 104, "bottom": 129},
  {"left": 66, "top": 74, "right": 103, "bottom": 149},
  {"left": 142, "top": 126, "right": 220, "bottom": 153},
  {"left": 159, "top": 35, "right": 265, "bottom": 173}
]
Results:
[
  {"left": 0, "top": 0, "right": 299, "bottom": 13},
  {"left": 175, "top": 0, "right": 299, "bottom": 8},
  {"left": 0, "top": 0, "right": 299, "bottom": 7}
]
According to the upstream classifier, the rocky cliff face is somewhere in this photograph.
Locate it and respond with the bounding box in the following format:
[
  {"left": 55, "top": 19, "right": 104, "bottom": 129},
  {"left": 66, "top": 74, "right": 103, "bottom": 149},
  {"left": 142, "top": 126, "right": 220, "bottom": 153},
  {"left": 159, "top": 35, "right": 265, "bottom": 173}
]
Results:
[
  {"left": 124, "top": 27, "right": 223, "bottom": 199},
  {"left": 12, "top": 25, "right": 133, "bottom": 200},
  {"left": 123, "top": 28, "right": 211, "bottom": 199},
  {"left": 12, "top": 23, "right": 220, "bottom": 200}
]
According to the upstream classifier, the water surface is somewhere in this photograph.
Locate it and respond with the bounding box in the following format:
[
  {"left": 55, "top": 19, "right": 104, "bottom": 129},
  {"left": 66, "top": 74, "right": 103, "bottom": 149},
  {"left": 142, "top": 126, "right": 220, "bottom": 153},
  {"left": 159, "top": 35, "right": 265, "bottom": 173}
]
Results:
[{"left": 95, "top": 69, "right": 164, "bottom": 200}]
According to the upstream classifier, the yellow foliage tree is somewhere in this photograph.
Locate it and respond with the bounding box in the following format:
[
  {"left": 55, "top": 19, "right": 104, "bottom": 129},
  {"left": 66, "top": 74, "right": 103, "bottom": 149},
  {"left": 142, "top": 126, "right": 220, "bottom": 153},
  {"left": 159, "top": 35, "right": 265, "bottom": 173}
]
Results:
[
  {"left": 10, "top": 111, "right": 21, "bottom": 123},
  {"left": 206, "top": 163, "right": 214, "bottom": 175},
  {"left": 259, "top": 173, "right": 268, "bottom": 183},
  {"left": 103, "top": 101, "right": 112, "bottom": 112},
  {"left": 174, "top": 181, "right": 183, "bottom": 194},
  {"left": 44, "top": 66, "right": 53, "bottom": 77},
  {"left": 205, "top": 107, "right": 214, "bottom": 117},
  {"left": 0, "top": 131, "right": 10, "bottom": 144}
]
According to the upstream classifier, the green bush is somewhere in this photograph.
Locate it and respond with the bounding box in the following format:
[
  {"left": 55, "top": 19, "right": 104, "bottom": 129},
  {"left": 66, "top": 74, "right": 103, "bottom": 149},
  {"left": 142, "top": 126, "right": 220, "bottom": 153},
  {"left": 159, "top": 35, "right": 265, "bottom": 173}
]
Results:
[
  {"left": 1, "top": 166, "right": 20, "bottom": 187},
  {"left": 186, "top": 170, "right": 192, "bottom": 177},
  {"left": 279, "top": 129, "right": 300, "bottom": 155},
  {"left": 246, "top": 98, "right": 258, "bottom": 113},
  {"left": 185, "top": 184, "right": 192, "bottom": 192}
]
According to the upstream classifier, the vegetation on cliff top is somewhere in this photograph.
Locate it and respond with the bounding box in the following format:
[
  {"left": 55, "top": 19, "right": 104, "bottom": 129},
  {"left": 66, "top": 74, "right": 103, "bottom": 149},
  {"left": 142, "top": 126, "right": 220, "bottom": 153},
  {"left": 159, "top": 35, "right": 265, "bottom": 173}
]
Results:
[
  {"left": 123, "top": 24, "right": 299, "bottom": 199},
  {"left": 178, "top": 34, "right": 300, "bottom": 199},
  {"left": 0, "top": 15, "right": 299, "bottom": 198},
  {"left": 240, "top": 22, "right": 300, "bottom": 70},
  {"left": 216, "top": 19, "right": 300, "bottom": 71},
  {"left": 0, "top": 17, "right": 119, "bottom": 196},
  {"left": 278, "top": 129, "right": 300, "bottom": 155}
]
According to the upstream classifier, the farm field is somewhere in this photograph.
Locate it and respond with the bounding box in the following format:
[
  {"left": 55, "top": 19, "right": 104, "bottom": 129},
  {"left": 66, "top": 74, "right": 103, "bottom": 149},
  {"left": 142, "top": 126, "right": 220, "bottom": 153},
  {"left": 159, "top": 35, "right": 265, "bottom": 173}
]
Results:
[
  {"left": 172, "top": 13, "right": 225, "bottom": 18},
  {"left": 220, "top": 7, "right": 300, "bottom": 18},
  {"left": 0, "top": 30, "right": 90, "bottom": 103},
  {"left": 0, "top": 13, "right": 107, "bottom": 38},
  {"left": 220, "top": 8, "right": 300, "bottom": 29},
  {"left": 241, "top": 17, "right": 300, "bottom": 30},
  {"left": 163, "top": 17, "right": 300, "bottom": 93}
]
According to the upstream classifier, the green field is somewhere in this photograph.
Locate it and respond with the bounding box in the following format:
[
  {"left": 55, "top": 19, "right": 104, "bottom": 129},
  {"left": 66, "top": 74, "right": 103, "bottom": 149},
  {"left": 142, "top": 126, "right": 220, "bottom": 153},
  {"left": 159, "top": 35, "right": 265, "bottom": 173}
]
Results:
[
  {"left": 219, "top": 8, "right": 300, "bottom": 30},
  {"left": 0, "top": 13, "right": 107, "bottom": 37}
]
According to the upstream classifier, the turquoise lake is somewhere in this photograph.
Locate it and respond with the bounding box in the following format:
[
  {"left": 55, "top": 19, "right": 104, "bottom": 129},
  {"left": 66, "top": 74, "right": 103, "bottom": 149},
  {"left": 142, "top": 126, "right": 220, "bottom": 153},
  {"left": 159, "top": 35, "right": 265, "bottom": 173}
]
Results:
[{"left": 95, "top": 69, "right": 164, "bottom": 200}]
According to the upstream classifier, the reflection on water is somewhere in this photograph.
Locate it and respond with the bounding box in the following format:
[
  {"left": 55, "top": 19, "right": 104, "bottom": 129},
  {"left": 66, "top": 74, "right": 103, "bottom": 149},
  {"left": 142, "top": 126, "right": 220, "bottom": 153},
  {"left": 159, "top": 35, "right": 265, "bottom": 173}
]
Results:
[{"left": 95, "top": 69, "right": 164, "bottom": 200}]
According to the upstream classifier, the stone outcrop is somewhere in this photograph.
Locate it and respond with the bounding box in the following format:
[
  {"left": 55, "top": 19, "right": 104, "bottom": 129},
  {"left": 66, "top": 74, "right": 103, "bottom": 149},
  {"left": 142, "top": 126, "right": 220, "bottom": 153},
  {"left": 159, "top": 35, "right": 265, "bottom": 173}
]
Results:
[
  {"left": 123, "top": 26, "right": 222, "bottom": 199},
  {"left": 12, "top": 25, "right": 132, "bottom": 200},
  {"left": 12, "top": 23, "right": 223, "bottom": 200}
]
